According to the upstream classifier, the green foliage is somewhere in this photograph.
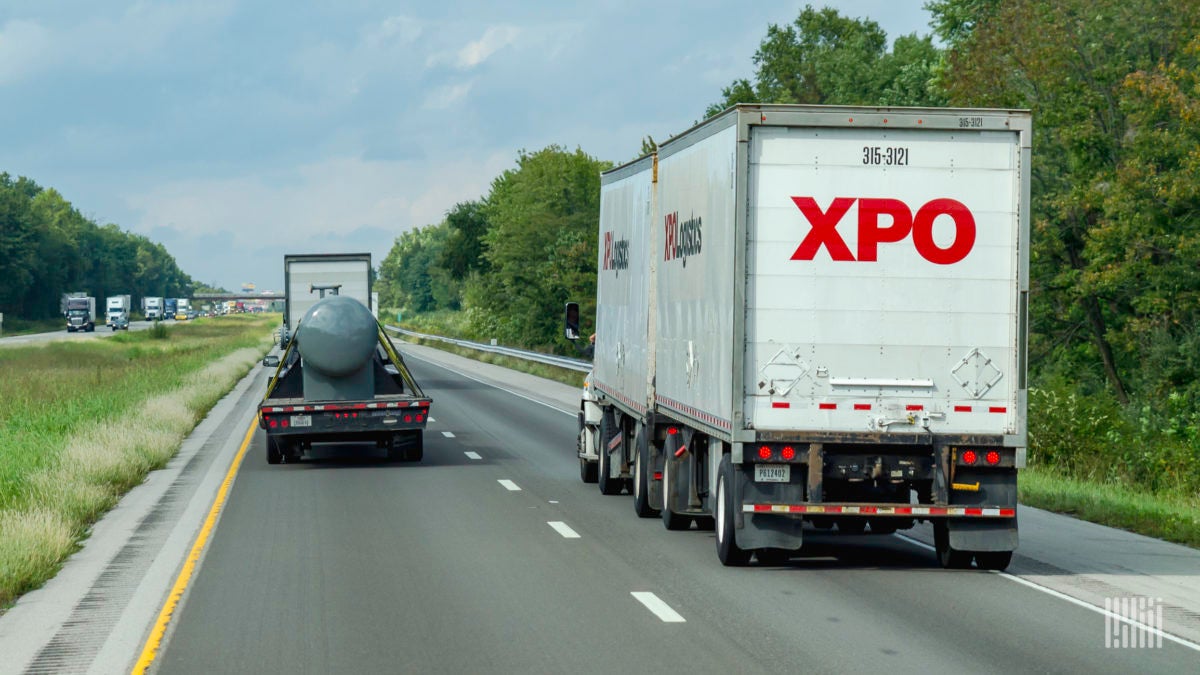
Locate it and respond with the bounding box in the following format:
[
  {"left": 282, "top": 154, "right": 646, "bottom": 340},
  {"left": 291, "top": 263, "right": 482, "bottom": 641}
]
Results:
[
  {"left": 0, "top": 174, "right": 195, "bottom": 320},
  {"left": 705, "top": 5, "right": 946, "bottom": 117},
  {"left": 379, "top": 221, "right": 461, "bottom": 313}
]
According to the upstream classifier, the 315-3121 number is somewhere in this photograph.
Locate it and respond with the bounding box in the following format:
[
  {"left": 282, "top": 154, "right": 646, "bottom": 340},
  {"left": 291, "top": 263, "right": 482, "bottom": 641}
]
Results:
[{"left": 862, "top": 146, "right": 909, "bottom": 166}]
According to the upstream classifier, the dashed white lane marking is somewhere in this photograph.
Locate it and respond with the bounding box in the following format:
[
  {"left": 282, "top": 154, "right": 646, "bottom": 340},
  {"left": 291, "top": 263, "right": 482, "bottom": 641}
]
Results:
[
  {"left": 498, "top": 480, "right": 521, "bottom": 491},
  {"left": 547, "top": 521, "right": 580, "bottom": 539},
  {"left": 631, "top": 592, "right": 686, "bottom": 623},
  {"left": 548, "top": 500, "right": 559, "bottom": 504},
  {"left": 442, "top": 431, "right": 455, "bottom": 438},
  {"left": 464, "top": 451, "right": 482, "bottom": 460},
  {"left": 893, "top": 534, "right": 1200, "bottom": 653},
  {"left": 428, "top": 417, "right": 436, "bottom": 423}
]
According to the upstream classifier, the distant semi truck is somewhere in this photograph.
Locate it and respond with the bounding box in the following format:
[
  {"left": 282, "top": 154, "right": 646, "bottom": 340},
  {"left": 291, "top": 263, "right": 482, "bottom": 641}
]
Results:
[
  {"left": 165, "top": 298, "right": 178, "bottom": 320},
  {"left": 65, "top": 296, "right": 96, "bottom": 332},
  {"left": 143, "top": 296, "right": 165, "bottom": 321},
  {"left": 106, "top": 295, "right": 131, "bottom": 330}
]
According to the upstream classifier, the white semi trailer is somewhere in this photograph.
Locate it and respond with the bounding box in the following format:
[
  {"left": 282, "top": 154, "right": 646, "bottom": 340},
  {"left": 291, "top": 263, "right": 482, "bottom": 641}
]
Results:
[{"left": 571, "top": 104, "right": 1031, "bottom": 569}]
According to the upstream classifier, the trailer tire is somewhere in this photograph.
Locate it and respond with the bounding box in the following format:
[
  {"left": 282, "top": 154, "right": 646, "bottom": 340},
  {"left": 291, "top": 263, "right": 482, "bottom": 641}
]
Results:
[
  {"left": 973, "top": 551, "right": 1013, "bottom": 571},
  {"left": 715, "top": 455, "right": 750, "bottom": 566},
  {"left": 266, "top": 435, "right": 283, "bottom": 465},
  {"left": 934, "top": 521, "right": 973, "bottom": 569},
  {"left": 660, "top": 456, "right": 690, "bottom": 531},
  {"left": 633, "top": 433, "right": 659, "bottom": 518},
  {"left": 598, "top": 414, "right": 622, "bottom": 495}
]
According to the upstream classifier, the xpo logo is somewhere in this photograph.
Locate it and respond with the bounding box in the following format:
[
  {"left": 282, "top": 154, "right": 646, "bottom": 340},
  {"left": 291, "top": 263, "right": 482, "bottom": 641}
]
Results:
[{"left": 790, "top": 196, "right": 976, "bottom": 265}]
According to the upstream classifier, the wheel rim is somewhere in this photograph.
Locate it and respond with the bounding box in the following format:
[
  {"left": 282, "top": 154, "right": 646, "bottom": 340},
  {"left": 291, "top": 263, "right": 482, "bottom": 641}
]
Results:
[
  {"left": 662, "top": 459, "right": 670, "bottom": 513},
  {"left": 634, "top": 450, "right": 642, "bottom": 501}
]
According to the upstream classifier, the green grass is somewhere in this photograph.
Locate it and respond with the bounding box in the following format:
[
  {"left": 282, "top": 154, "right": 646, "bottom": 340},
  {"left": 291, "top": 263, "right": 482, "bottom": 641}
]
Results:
[
  {"left": 0, "top": 314, "right": 275, "bottom": 607},
  {"left": 1019, "top": 467, "right": 1200, "bottom": 548}
]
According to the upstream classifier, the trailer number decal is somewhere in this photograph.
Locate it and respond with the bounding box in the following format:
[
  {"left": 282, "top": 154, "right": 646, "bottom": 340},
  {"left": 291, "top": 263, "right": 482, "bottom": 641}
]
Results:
[
  {"left": 754, "top": 464, "right": 790, "bottom": 483},
  {"left": 862, "top": 146, "right": 908, "bottom": 166},
  {"left": 290, "top": 415, "right": 312, "bottom": 428},
  {"left": 790, "top": 196, "right": 977, "bottom": 265}
]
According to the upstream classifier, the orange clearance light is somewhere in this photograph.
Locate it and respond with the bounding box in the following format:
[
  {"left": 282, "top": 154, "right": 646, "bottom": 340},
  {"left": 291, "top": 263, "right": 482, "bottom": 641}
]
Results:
[
  {"left": 758, "top": 445, "right": 772, "bottom": 460},
  {"left": 781, "top": 446, "right": 796, "bottom": 460},
  {"left": 961, "top": 450, "right": 978, "bottom": 465},
  {"left": 986, "top": 451, "right": 1001, "bottom": 466}
]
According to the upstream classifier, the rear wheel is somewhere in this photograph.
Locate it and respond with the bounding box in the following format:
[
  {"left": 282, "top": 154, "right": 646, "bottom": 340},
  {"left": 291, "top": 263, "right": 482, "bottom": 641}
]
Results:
[
  {"left": 633, "top": 431, "right": 659, "bottom": 518},
  {"left": 715, "top": 455, "right": 750, "bottom": 566},
  {"left": 934, "top": 521, "right": 973, "bottom": 569},
  {"left": 578, "top": 423, "right": 598, "bottom": 483},
  {"left": 660, "top": 455, "right": 690, "bottom": 530},
  {"left": 974, "top": 550, "right": 1013, "bottom": 571}
]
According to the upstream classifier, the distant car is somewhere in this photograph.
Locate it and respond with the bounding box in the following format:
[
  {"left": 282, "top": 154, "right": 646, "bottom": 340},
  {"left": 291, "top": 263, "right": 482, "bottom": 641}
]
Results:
[
  {"left": 109, "top": 314, "right": 130, "bottom": 331},
  {"left": 186, "top": 310, "right": 198, "bottom": 320},
  {"left": 175, "top": 311, "right": 189, "bottom": 320}
]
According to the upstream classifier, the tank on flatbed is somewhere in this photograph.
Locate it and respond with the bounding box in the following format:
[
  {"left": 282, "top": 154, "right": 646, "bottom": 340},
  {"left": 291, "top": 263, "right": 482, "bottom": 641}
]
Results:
[{"left": 259, "top": 282, "right": 431, "bottom": 465}]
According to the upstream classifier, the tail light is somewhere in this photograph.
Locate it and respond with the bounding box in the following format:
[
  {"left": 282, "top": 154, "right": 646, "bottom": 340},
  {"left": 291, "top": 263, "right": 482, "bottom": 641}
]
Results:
[
  {"left": 961, "top": 450, "right": 977, "bottom": 465},
  {"left": 781, "top": 446, "right": 796, "bottom": 461},
  {"left": 986, "top": 451, "right": 1001, "bottom": 466},
  {"left": 667, "top": 427, "right": 679, "bottom": 435},
  {"left": 268, "top": 418, "right": 278, "bottom": 428},
  {"left": 757, "top": 445, "right": 772, "bottom": 460}
]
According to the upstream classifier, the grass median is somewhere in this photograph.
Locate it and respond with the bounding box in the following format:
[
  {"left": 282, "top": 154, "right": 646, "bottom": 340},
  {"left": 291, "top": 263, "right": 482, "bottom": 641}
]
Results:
[{"left": 0, "top": 315, "right": 275, "bottom": 608}]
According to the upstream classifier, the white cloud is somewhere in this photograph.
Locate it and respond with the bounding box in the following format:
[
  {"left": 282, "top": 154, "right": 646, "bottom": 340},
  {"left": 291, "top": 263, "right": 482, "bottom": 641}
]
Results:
[
  {"left": 0, "top": 19, "right": 54, "bottom": 85},
  {"left": 422, "top": 81, "right": 472, "bottom": 109},
  {"left": 457, "top": 25, "right": 521, "bottom": 68},
  {"left": 124, "top": 152, "right": 513, "bottom": 288}
]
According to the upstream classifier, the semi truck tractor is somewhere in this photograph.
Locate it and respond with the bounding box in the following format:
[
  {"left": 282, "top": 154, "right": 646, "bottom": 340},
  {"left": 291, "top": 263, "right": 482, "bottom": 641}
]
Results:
[
  {"left": 65, "top": 296, "right": 96, "bottom": 332},
  {"left": 571, "top": 104, "right": 1030, "bottom": 570},
  {"left": 106, "top": 295, "right": 131, "bottom": 330},
  {"left": 143, "top": 296, "right": 165, "bottom": 321},
  {"left": 165, "top": 298, "right": 178, "bottom": 320},
  {"left": 259, "top": 253, "right": 430, "bottom": 464}
]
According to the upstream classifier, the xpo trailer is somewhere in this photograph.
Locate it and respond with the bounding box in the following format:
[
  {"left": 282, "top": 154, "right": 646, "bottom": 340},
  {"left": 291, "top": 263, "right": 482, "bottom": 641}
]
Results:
[{"left": 581, "top": 104, "right": 1030, "bottom": 569}]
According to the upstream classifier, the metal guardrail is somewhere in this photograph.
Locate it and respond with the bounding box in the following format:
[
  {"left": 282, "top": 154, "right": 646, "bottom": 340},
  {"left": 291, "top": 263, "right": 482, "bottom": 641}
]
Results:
[{"left": 384, "top": 325, "right": 593, "bottom": 373}]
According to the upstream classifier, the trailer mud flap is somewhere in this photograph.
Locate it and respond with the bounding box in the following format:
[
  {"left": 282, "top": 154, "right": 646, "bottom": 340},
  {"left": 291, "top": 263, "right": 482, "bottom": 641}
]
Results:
[
  {"left": 948, "top": 518, "right": 1018, "bottom": 552},
  {"left": 736, "top": 465, "right": 804, "bottom": 550}
]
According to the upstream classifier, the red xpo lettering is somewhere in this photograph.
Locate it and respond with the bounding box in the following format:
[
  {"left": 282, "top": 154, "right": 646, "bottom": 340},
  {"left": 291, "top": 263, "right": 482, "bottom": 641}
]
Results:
[{"left": 790, "top": 196, "right": 977, "bottom": 264}]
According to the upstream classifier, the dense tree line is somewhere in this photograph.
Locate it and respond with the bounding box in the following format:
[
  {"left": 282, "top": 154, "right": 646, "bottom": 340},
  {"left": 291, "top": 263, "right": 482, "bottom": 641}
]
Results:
[{"left": 0, "top": 174, "right": 198, "bottom": 320}]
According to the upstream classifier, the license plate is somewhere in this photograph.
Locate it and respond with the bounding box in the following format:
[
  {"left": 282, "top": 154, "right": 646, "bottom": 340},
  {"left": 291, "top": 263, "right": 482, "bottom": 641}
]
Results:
[
  {"left": 755, "top": 464, "right": 790, "bottom": 482},
  {"left": 290, "top": 415, "right": 312, "bottom": 428}
]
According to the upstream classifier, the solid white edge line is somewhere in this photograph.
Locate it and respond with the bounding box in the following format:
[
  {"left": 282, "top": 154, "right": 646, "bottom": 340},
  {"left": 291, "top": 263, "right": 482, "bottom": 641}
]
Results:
[
  {"left": 498, "top": 479, "right": 521, "bottom": 491},
  {"left": 464, "top": 451, "right": 482, "bottom": 460},
  {"left": 404, "top": 352, "right": 575, "bottom": 417},
  {"left": 894, "top": 534, "right": 1200, "bottom": 653},
  {"left": 442, "top": 431, "right": 456, "bottom": 438},
  {"left": 631, "top": 592, "right": 686, "bottom": 623},
  {"left": 547, "top": 521, "right": 581, "bottom": 539}
]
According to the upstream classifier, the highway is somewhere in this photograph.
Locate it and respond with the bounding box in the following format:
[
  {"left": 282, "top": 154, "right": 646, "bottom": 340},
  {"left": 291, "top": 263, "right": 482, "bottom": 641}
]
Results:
[
  {"left": 0, "top": 320, "right": 157, "bottom": 347},
  {"left": 1, "top": 344, "right": 1198, "bottom": 673}
]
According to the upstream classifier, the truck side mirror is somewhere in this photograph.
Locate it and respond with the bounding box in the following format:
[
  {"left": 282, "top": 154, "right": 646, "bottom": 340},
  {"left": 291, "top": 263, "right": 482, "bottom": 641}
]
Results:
[
  {"left": 262, "top": 355, "right": 280, "bottom": 368},
  {"left": 564, "top": 302, "right": 581, "bottom": 341}
]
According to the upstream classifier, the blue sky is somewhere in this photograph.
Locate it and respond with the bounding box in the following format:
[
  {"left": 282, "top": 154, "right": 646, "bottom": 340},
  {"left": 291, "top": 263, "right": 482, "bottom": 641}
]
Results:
[{"left": 1, "top": 1, "right": 935, "bottom": 292}]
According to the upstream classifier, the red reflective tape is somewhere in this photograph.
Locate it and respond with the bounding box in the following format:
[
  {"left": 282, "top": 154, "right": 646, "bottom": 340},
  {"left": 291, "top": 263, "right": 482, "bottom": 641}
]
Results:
[
  {"left": 954, "top": 405, "right": 972, "bottom": 412},
  {"left": 860, "top": 506, "right": 877, "bottom": 514},
  {"left": 825, "top": 506, "right": 843, "bottom": 514},
  {"left": 754, "top": 505, "right": 771, "bottom": 513},
  {"left": 896, "top": 507, "right": 913, "bottom": 515},
  {"left": 906, "top": 404, "right": 924, "bottom": 411},
  {"left": 819, "top": 403, "right": 837, "bottom": 410},
  {"left": 1000, "top": 509, "right": 1015, "bottom": 517},
  {"left": 930, "top": 507, "right": 947, "bottom": 515},
  {"left": 854, "top": 403, "right": 871, "bottom": 410},
  {"left": 989, "top": 406, "right": 1007, "bottom": 414},
  {"left": 790, "top": 505, "right": 806, "bottom": 513},
  {"left": 965, "top": 508, "right": 983, "bottom": 516},
  {"left": 772, "top": 402, "right": 791, "bottom": 409}
]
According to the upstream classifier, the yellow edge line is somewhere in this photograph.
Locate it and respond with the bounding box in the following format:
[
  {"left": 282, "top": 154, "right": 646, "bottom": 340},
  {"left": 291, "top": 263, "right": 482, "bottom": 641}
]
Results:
[{"left": 131, "top": 417, "right": 258, "bottom": 675}]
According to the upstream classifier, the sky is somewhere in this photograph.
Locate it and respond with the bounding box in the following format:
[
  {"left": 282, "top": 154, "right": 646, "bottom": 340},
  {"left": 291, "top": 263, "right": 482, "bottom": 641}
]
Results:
[{"left": 0, "top": 1, "right": 936, "bottom": 293}]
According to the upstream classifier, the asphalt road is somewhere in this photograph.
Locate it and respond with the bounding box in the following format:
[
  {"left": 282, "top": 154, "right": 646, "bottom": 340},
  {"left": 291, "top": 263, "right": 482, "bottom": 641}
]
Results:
[
  {"left": 0, "top": 320, "right": 157, "bottom": 347},
  {"left": 1, "top": 343, "right": 1197, "bottom": 673},
  {"left": 154, "top": 350, "right": 1198, "bottom": 674}
]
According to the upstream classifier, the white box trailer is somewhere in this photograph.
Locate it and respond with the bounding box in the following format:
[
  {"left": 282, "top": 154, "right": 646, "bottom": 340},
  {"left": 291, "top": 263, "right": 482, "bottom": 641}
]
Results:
[
  {"left": 283, "top": 253, "right": 373, "bottom": 336},
  {"left": 582, "top": 104, "right": 1030, "bottom": 569}
]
